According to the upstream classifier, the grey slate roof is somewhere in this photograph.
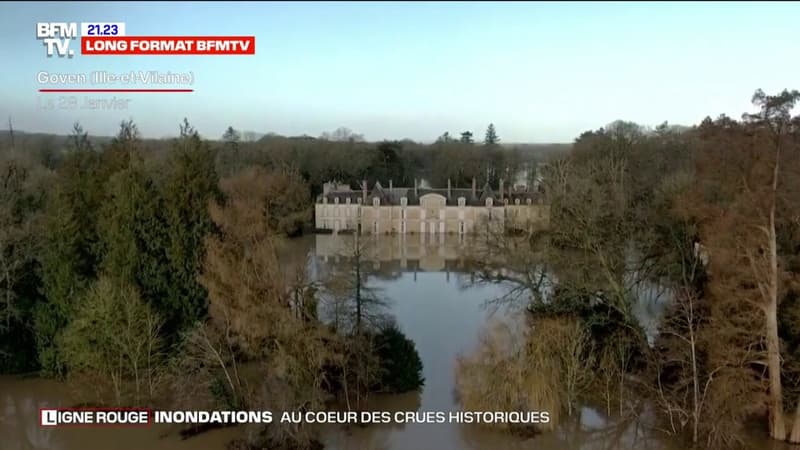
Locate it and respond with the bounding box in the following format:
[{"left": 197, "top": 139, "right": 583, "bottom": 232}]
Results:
[{"left": 319, "top": 181, "right": 544, "bottom": 206}]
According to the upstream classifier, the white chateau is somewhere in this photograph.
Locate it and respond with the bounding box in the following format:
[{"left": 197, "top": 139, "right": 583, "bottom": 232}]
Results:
[{"left": 315, "top": 178, "right": 549, "bottom": 235}]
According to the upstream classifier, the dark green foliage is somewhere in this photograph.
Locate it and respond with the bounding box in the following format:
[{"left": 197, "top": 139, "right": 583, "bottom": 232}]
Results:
[
  {"left": 98, "top": 159, "right": 171, "bottom": 320},
  {"left": 373, "top": 323, "right": 424, "bottom": 393},
  {"left": 162, "top": 119, "right": 221, "bottom": 332},
  {"left": 37, "top": 121, "right": 155, "bottom": 375},
  {"left": 217, "top": 126, "right": 242, "bottom": 176},
  {"left": 0, "top": 158, "right": 46, "bottom": 373},
  {"left": 207, "top": 128, "right": 546, "bottom": 200},
  {"left": 372, "top": 141, "right": 407, "bottom": 186},
  {"left": 528, "top": 287, "right": 645, "bottom": 359},
  {"left": 37, "top": 128, "right": 105, "bottom": 376},
  {"left": 485, "top": 123, "right": 500, "bottom": 146},
  {"left": 99, "top": 120, "right": 137, "bottom": 177}
]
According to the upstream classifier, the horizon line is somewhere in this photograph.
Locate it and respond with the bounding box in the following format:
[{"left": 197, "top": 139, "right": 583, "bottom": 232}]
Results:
[{"left": 0, "top": 128, "right": 574, "bottom": 145}]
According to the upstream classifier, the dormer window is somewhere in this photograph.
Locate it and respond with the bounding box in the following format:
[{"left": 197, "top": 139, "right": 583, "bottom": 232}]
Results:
[
  {"left": 346, "top": 197, "right": 351, "bottom": 204},
  {"left": 401, "top": 197, "right": 407, "bottom": 207},
  {"left": 458, "top": 197, "right": 466, "bottom": 207},
  {"left": 486, "top": 198, "right": 493, "bottom": 207},
  {"left": 373, "top": 197, "right": 380, "bottom": 207},
  {"left": 357, "top": 198, "right": 362, "bottom": 204},
  {"left": 334, "top": 197, "right": 339, "bottom": 204},
  {"left": 504, "top": 199, "right": 509, "bottom": 206},
  {"left": 515, "top": 198, "right": 520, "bottom": 205},
  {"left": 526, "top": 198, "right": 532, "bottom": 205}
]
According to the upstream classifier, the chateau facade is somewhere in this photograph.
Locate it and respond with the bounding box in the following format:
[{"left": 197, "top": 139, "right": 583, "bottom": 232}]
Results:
[{"left": 315, "top": 179, "right": 549, "bottom": 235}]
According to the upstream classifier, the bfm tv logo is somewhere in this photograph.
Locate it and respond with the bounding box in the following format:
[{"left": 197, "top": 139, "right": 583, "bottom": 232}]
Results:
[{"left": 36, "top": 22, "right": 77, "bottom": 57}]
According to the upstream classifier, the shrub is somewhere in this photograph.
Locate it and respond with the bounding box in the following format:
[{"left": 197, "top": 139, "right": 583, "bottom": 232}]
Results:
[{"left": 373, "top": 323, "right": 424, "bottom": 393}]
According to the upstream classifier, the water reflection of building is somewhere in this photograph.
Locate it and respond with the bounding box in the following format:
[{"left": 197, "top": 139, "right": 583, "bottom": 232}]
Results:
[
  {"left": 315, "top": 178, "right": 548, "bottom": 235},
  {"left": 314, "top": 234, "right": 471, "bottom": 273}
]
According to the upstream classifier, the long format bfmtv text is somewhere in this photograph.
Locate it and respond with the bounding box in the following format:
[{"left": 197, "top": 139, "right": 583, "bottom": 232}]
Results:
[{"left": 81, "top": 36, "right": 255, "bottom": 55}]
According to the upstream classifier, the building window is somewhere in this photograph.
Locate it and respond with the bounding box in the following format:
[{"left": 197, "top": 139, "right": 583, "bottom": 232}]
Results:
[
  {"left": 459, "top": 221, "right": 465, "bottom": 234},
  {"left": 515, "top": 198, "right": 520, "bottom": 205},
  {"left": 401, "top": 209, "right": 406, "bottom": 220},
  {"left": 373, "top": 197, "right": 380, "bottom": 207},
  {"left": 357, "top": 198, "right": 362, "bottom": 204},
  {"left": 401, "top": 220, "right": 406, "bottom": 234},
  {"left": 373, "top": 221, "right": 378, "bottom": 234},
  {"left": 526, "top": 198, "right": 532, "bottom": 205},
  {"left": 334, "top": 197, "right": 339, "bottom": 204},
  {"left": 458, "top": 197, "right": 465, "bottom": 207},
  {"left": 401, "top": 197, "right": 407, "bottom": 206},
  {"left": 346, "top": 197, "right": 351, "bottom": 204}
]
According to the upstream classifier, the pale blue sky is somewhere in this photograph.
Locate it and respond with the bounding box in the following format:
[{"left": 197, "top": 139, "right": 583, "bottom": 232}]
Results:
[{"left": 1, "top": 1, "right": 798, "bottom": 142}]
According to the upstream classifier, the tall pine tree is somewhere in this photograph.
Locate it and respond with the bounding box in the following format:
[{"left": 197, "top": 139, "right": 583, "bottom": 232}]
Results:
[
  {"left": 98, "top": 122, "right": 171, "bottom": 323},
  {"left": 163, "top": 119, "right": 220, "bottom": 332},
  {"left": 37, "top": 123, "right": 103, "bottom": 376},
  {"left": 484, "top": 123, "right": 499, "bottom": 146}
]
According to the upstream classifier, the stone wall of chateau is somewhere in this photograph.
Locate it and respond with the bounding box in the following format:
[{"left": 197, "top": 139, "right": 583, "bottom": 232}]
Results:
[{"left": 315, "top": 192, "right": 549, "bottom": 235}]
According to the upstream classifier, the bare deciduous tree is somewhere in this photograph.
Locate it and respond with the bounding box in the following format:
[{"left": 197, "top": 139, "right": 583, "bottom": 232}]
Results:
[{"left": 679, "top": 89, "right": 800, "bottom": 442}]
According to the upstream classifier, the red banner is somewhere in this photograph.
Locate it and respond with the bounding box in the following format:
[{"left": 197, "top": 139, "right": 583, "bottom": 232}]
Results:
[{"left": 81, "top": 36, "right": 255, "bottom": 55}]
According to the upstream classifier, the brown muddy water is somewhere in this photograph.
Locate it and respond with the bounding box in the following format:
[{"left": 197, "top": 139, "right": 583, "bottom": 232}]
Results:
[{"left": 0, "top": 235, "right": 783, "bottom": 450}]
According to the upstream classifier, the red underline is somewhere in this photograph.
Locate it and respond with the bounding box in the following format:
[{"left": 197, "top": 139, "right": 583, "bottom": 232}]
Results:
[{"left": 38, "top": 89, "right": 193, "bottom": 93}]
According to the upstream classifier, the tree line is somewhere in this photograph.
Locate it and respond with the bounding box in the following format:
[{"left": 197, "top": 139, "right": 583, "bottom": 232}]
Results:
[{"left": 2, "top": 122, "right": 558, "bottom": 199}]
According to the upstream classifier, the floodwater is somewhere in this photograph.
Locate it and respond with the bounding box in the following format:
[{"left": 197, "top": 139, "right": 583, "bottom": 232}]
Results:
[{"left": 0, "top": 235, "right": 778, "bottom": 450}]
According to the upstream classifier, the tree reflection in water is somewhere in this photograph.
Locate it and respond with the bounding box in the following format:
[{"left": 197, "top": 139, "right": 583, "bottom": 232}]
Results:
[{"left": 2, "top": 387, "right": 62, "bottom": 450}]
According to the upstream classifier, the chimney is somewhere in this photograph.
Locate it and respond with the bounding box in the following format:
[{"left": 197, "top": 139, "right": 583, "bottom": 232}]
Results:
[
  {"left": 499, "top": 178, "right": 504, "bottom": 202},
  {"left": 362, "top": 179, "right": 367, "bottom": 204},
  {"left": 447, "top": 178, "right": 452, "bottom": 199},
  {"left": 414, "top": 178, "right": 418, "bottom": 197},
  {"left": 471, "top": 177, "right": 476, "bottom": 199}
]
